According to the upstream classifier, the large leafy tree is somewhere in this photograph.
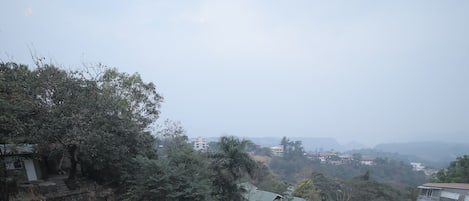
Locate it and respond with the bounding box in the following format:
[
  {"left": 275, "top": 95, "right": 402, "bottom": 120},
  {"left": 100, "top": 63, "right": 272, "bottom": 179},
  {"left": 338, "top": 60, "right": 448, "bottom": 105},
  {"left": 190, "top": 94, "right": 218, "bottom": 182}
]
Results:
[
  {"left": 124, "top": 124, "right": 213, "bottom": 201},
  {"left": 124, "top": 148, "right": 212, "bottom": 201},
  {"left": 77, "top": 68, "right": 162, "bottom": 184},
  {"left": 432, "top": 155, "right": 469, "bottom": 183},
  {"left": 32, "top": 65, "right": 101, "bottom": 180},
  {"left": 345, "top": 178, "right": 414, "bottom": 201},
  {"left": 210, "top": 136, "right": 256, "bottom": 201},
  {"left": 0, "top": 63, "right": 38, "bottom": 143},
  {"left": 1, "top": 63, "right": 43, "bottom": 201},
  {"left": 1, "top": 61, "right": 163, "bottom": 183}
]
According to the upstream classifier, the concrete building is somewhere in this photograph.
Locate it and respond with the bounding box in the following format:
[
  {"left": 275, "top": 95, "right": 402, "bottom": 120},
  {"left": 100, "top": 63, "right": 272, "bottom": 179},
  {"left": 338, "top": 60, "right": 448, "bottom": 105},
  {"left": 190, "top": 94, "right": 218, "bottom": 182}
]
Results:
[
  {"left": 192, "top": 136, "right": 209, "bottom": 151},
  {"left": 270, "top": 146, "right": 284, "bottom": 157},
  {"left": 416, "top": 183, "right": 469, "bottom": 201},
  {"left": 411, "top": 162, "right": 425, "bottom": 171}
]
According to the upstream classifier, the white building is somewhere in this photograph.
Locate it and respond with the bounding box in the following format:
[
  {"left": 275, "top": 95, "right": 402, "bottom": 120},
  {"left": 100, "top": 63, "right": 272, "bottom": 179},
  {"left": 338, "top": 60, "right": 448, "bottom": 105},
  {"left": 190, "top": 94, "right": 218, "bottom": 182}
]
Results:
[
  {"left": 411, "top": 162, "right": 425, "bottom": 171},
  {"left": 270, "top": 146, "right": 284, "bottom": 157},
  {"left": 360, "top": 157, "right": 375, "bottom": 166},
  {"left": 192, "top": 136, "right": 209, "bottom": 151}
]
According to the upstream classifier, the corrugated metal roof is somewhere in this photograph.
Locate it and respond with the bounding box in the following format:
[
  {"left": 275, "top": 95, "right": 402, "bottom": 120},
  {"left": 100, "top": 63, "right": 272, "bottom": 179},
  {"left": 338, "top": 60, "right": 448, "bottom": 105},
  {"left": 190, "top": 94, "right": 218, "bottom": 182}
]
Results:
[
  {"left": 0, "top": 144, "right": 36, "bottom": 155},
  {"left": 421, "top": 183, "right": 469, "bottom": 190}
]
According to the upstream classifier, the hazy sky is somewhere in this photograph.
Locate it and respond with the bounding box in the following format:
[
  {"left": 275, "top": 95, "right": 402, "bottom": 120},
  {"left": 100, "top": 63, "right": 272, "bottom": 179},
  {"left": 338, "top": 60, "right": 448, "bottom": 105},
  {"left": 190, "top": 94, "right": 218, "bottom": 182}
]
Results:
[{"left": 1, "top": 1, "right": 469, "bottom": 146}]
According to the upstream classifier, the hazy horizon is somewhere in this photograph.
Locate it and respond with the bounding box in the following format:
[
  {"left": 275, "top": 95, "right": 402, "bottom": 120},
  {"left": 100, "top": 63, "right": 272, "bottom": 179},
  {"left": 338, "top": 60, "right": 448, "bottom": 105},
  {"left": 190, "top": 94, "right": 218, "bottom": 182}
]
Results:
[{"left": 2, "top": 1, "right": 469, "bottom": 146}]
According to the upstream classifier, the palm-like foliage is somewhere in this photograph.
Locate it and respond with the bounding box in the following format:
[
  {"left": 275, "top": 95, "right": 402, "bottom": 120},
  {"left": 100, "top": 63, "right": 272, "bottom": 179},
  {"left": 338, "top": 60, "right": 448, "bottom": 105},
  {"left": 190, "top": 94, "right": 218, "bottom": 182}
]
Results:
[{"left": 210, "top": 136, "right": 256, "bottom": 201}]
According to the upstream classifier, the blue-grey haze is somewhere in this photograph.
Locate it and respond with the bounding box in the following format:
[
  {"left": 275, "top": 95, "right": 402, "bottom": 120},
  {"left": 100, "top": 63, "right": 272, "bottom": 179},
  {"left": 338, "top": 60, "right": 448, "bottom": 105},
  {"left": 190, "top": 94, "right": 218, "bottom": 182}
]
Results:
[{"left": 1, "top": 1, "right": 469, "bottom": 146}]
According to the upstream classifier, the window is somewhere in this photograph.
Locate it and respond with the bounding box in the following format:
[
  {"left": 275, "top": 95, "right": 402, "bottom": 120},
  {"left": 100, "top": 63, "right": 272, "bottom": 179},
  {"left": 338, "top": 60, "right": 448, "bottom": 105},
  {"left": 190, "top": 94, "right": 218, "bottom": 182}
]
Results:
[
  {"left": 420, "top": 189, "right": 434, "bottom": 197},
  {"left": 6, "top": 158, "right": 23, "bottom": 170},
  {"left": 441, "top": 191, "right": 459, "bottom": 200}
]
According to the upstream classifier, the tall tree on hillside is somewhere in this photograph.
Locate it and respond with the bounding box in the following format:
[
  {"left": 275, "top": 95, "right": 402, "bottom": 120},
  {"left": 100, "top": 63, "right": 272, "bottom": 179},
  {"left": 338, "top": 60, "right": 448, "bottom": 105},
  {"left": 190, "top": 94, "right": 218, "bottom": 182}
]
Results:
[
  {"left": 79, "top": 68, "right": 162, "bottom": 183},
  {"left": 281, "top": 136, "right": 289, "bottom": 155},
  {"left": 32, "top": 66, "right": 100, "bottom": 180},
  {"left": 279, "top": 137, "right": 305, "bottom": 159},
  {"left": 432, "top": 155, "right": 469, "bottom": 183},
  {"left": 211, "top": 136, "right": 256, "bottom": 201},
  {"left": 29, "top": 63, "right": 163, "bottom": 182}
]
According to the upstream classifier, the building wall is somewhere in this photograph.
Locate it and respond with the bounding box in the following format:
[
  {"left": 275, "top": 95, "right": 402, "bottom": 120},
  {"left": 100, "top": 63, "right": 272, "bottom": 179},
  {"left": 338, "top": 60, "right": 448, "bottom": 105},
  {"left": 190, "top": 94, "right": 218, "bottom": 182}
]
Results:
[
  {"left": 417, "top": 187, "right": 469, "bottom": 201},
  {"left": 193, "top": 137, "right": 209, "bottom": 151},
  {"left": 270, "top": 146, "right": 284, "bottom": 157}
]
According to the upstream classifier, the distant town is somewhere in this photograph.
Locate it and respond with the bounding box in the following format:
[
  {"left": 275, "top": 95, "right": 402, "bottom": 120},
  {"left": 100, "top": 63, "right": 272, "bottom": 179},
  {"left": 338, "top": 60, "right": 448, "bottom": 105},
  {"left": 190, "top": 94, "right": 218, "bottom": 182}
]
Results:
[{"left": 190, "top": 136, "right": 437, "bottom": 176}]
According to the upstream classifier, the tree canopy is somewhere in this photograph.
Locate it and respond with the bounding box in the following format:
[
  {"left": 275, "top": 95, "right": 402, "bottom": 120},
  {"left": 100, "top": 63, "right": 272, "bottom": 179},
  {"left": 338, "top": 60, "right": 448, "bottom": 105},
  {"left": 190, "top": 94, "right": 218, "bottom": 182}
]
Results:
[
  {"left": 292, "top": 178, "right": 320, "bottom": 201},
  {"left": 432, "top": 155, "right": 469, "bottom": 183}
]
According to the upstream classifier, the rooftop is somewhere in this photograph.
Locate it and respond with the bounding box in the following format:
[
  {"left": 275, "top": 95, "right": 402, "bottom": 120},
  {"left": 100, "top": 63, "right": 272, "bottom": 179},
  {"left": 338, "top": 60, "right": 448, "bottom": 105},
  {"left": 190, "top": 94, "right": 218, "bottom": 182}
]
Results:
[
  {"left": 0, "top": 144, "right": 36, "bottom": 156},
  {"left": 420, "top": 183, "right": 469, "bottom": 190}
]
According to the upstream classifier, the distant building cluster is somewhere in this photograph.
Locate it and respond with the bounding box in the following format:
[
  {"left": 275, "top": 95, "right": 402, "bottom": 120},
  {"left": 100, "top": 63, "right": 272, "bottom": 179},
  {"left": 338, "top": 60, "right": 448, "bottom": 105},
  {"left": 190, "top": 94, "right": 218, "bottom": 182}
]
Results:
[
  {"left": 268, "top": 145, "right": 377, "bottom": 166},
  {"left": 410, "top": 162, "right": 436, "bottom": 176},
  {"left": 311, "top": 151, "right": 376, "bottom": 166}
]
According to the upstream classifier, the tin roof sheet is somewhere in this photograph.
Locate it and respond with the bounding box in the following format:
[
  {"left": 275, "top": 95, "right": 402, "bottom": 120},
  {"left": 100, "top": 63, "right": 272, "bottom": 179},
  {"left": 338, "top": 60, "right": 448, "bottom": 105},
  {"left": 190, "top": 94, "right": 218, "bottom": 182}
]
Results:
[{"left": 421, "top": 183, "right": 469, "bottom": 190}]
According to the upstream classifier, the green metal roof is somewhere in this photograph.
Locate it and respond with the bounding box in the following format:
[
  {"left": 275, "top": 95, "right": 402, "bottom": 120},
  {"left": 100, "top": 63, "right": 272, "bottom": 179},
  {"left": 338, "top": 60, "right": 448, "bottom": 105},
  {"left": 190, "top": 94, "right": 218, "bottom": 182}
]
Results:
[{"left": 247, "top": 190, "right": 283, "bottom": 201}]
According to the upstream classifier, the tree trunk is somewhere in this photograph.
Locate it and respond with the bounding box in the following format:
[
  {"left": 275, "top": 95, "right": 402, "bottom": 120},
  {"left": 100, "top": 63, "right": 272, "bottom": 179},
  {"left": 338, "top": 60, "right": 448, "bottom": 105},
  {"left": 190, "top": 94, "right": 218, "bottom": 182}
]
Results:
[
  {"left": 41, "top": 156, "right": 49, "bottom": 180},
  {"left": 67, "top": 144, "right": 78, "bottom": 180}
]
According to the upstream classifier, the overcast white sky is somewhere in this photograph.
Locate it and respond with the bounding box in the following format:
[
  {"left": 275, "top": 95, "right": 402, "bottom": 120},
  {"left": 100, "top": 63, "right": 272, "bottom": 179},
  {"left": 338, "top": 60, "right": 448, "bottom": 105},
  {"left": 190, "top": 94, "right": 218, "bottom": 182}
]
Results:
[{"left": 1, "top": 0, "right": 469, "bottom": 146}]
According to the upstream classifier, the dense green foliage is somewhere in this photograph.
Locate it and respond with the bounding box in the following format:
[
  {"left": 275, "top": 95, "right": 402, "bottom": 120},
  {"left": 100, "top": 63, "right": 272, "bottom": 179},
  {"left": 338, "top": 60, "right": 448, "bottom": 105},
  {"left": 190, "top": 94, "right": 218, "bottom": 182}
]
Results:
[
  {"left": 268, "top": 137, "right": 422, "bottom": 201},
  {"left": 0, "top": 61, "right": 261, "bottom": 201},
  {"left": 270, "top": 137, "right": 313, "bottom": 183},
  {"left": 305, "top": 172, "right": 418, "bottom": 201},
  {"left": 292, "top": 178, "right": 320, "bottom": 201},
  {"left": 431, "top": 155, "right": 469, "bottom": 183},
  {"left": 345, "top": 177, "right": 416, "bottom": 201},
  {"left": 210, "top": 136, "right": 257, "bottom": 201},
  {"left": 124, "top": 135, "right": 212, "bottom": 201},
  {"left": 0, "top": 63, "right": 38, "bottom": 143},
  {"left": 313, "top": 157, "right": 427, "bottom": 186}
]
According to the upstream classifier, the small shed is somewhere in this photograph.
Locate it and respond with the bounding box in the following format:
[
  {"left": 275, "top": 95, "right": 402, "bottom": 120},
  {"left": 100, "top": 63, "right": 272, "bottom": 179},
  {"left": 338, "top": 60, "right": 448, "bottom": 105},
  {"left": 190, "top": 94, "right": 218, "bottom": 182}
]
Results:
[{"left": 1, "top": 144, "right": 42, "bottom": 182}]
